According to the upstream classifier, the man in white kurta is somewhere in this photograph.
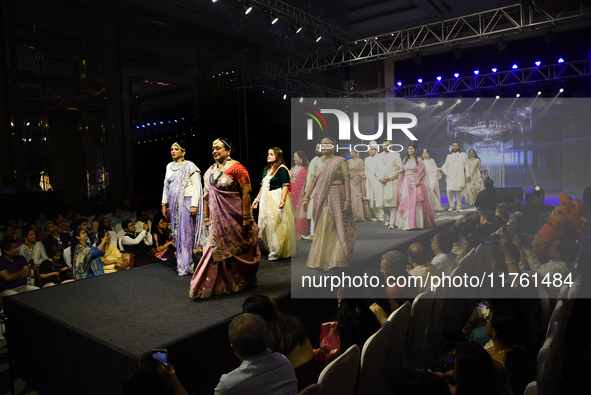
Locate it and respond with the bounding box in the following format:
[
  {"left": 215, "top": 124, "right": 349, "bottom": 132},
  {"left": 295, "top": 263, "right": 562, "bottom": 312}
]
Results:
[
  {"left": 364, "top": 141, "right": 381, "bottom": 221},
  {"left": 376, "top": 140, "right": 403, "bottom": 228},
  {"left": 302, "top": 144, "right": 321, "bottom": 239},
  {"left": 440, "top": 142, "right": 469, "bottom": 212}
]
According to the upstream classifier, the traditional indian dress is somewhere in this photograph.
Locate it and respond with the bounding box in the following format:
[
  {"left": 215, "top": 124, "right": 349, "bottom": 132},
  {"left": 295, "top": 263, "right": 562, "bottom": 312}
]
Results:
[
  {"left": 290, "top": 165, "right": 309, "bottom": 237},
  {"left": 151, "top": 231, "right": 177, "bottom": 260},
  {"left": 72, "top": 242, "right": 104, "bottom": 280},
  {"left": 190, "top": 162, "right": 261, "bottom": 299},
  {"left": 162, "top": 160, "right": 205, "bottom": 276},
  {"left": 395, "top": 158, "right": 437, "bottom": 230},
  {"left": 307, "top": 156, "right": 357, "bottom": 270},
  {"left": 19, "top": 242, "right": 49, "bottom": 285},
  {"left": 464, "top": 158, "right": 483, "bottom": 205},
  {"left": 258, "top": 165, "right": 298, "bottom": 260},
  {"left": 423, "top": 158, "right": 444, "bottom": 212},
  {"left": 347, "top": 157, "right": 371, "bottom": 222}
]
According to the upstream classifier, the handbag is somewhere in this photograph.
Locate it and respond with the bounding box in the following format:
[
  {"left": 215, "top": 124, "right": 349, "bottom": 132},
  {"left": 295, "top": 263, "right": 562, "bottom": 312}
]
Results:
[{"left": 315, "top": 321, "right": 341, "bottom": 366}]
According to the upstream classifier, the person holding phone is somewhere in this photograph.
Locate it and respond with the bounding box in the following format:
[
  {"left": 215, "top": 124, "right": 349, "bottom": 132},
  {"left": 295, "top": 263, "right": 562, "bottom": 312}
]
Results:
[{"left": 122, "top": 355, "right": 188, "bottom": 395}]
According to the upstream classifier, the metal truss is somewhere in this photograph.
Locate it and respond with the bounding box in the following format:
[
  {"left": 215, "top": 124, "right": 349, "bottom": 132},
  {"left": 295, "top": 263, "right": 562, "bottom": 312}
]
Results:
[
  {"left": 248, "top": 59, "right": 590, "bottom": 99},
  {"left": 356, "top": 59, "right": 591, "bottom": 99},
  {"left": 259, "top": 1, "right": 590, "bottom": 78},
  {"left": 247, "top": 0, "right": 357, "bottom": 42}
]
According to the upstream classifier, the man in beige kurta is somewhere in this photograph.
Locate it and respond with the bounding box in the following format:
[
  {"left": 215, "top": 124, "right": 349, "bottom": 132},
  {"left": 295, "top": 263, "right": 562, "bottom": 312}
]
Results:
[
  {"left": 364, "top": 141, "right": 381, "bottom": 221},
  {"left": 440, "top": 142, "right": 469, "bottom": 212},
  {"left": 376, "top": 140, "right": 402, "bottom": 228}
]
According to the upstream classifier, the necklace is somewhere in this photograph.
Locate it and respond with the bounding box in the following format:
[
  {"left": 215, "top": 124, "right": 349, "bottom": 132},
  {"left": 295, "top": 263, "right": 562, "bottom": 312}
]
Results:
[
  {"left": 171, "top": 160, "right": 185, "bottom": 172},
  {"left": 210, "top": 158, "right": 231, "bottom": 186}
]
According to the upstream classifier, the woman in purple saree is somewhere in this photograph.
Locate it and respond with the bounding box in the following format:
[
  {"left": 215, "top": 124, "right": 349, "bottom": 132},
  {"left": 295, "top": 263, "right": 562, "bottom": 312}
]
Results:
[
  {"left": 161, "top": 142, "right": 205, "bottom": 276},
  {"left": 190, "top": 137, "right": 261, "bottom": 299},
  {"left": 303, "top": 137, "right": 356, "bottom": 271},
  {"left": 395, "top": 143, "right": 437, "bottom": 230}
]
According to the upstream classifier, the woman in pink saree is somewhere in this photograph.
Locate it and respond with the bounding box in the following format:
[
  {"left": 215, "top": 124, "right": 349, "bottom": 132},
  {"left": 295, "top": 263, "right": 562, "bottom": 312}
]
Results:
[
  {"left": 190, "top": 137, "right": 261, "bottom": 299},
  {"left": 290, "top": 151, "right": 309, "bottom": 239},
  {"left": 303, "top": 137, "right": 356, "bottom": 271},
  {"left": 395, "top": 143, "right": 437, "bottom": 230}
]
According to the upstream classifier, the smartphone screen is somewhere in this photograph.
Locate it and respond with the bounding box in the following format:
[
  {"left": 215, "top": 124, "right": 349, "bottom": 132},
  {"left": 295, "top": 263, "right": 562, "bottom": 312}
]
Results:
[{"left": 152, "top": 349, "right": 168, "bottom": 366}]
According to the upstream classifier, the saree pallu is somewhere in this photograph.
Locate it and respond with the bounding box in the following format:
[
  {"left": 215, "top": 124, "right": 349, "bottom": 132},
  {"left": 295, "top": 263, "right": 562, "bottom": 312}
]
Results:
[
  {"left": 258, "top": 167, "right": 298, "bottom": 260},
  {"left": 307, "top": 157, "right": 356, "bottom": 270},
  {"left": 424, "top": 158, "right": 444, "bottom": 212},
  {"left": 348, "top": 159, "right": 371, "bottom": 221},
  {"left": 72, "top": 243, "right": 104, "bottom": 280},
  {"left": 190, "top": 163, "right": 261, "bottom": 299},
  {"left": 167, "top": 161, "right": 205, "bottom": 276},
  {"left": 291, "top": 166, "right": 309, "bottom": 237}
]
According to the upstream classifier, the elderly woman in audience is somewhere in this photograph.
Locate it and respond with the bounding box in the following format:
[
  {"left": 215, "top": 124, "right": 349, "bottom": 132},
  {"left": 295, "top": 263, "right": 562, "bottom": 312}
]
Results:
[
  {"left": 150, "top": 213, "right": 176, "bottom": 260},
  {"left": 19, "top": 227, "right": 49, "bottom": 283},
  {"left": 242, "top": 295, "right": 323, "bottom": 392},
  {"left": 71, "top": 228, "right": 108, "bottom": 279},
  {"left": 38, "top": 246, "right": 74, "bottom": 287},
  {"left": 96, "top": 230, "right": 130, "bottom": 273}
]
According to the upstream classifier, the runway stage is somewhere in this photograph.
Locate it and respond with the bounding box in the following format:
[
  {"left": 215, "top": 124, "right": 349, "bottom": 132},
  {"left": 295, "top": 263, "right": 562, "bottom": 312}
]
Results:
[{"left": 3, "top": 209, "right": 468, "bottom": 395}]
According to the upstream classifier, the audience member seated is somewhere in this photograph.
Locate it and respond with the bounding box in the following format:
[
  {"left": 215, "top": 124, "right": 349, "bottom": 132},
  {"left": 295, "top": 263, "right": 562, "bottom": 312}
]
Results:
[
  {"left": 97, "top": 217, "right": 115, "bottom": 233},
  {"left": 97, "top": 230, "right": 130, "bottom": 273},
  {"left": 517, "top": 234, "right": 577, "bottom": 298},
  {"left": 455, "top": 223, "right": 476, "bottom": 263},
  {"left": 380, "top": 250, "right": 419, "bottom": 310},
  {"left": 150, "top": 214, "right": 176, "bottom": 260},
  {"left": 215, "top": 313, "right": 298, "bottom": 395},
  {"left": 135, "top": 210, "right": 152, "bottom": 233},
  {"left": 74, "top": 217, "right": 97, "bottom": 245},
  {"left": 122, "top": 356, "right": 188, "bottom": 395},
  {"left": 0, "top": 239, "right": 39, "bottom": 297},
  {"left": 408, "top": 242, "right": 440, "bottom": 292},
  {"left": 335, "top": 286, "right": 381, "bottom": 355},
  {"left": 486, "top": 304, "right": 537, "bottom": 395},
  {"left": 475, "top": 211, "right": 499, "bottom": 243},
  {"left": 1, "top": 225, "right": 23, "bottom": 246},
  {"left": 54, "top": 213, "right": 71, "bottom": 232},
  {"left": 464, "top": 213, "right": 481, "bottom": 229},
  {"left": 431, "top": 231, "right": 456, "bottom": 276},
  {"left": 70, "top": 228, "right": 107, "bottom": 279},
  {"left": 432, "top": 341, "right": 505, "bottom": 395},
  {"left": 91, "top": 213, "right": 104, "bottom": 233},
  {"left": 0, "top": 219, "right": 20, "bottom": 239},
  {"left": 364, "top": 267, "right": 393, "bottom": 325},
  {"left": 110, "top": 208, "right": 124, "bottom": 226},
  {"left": 19, "top": 227, "right": 49, "bottom": 284},
  {"left": 14, "top": 218, "right": 25, "bottom": 239},
  {"left": 389, "top": 368, "right": 451, "bottom": 395},
  {"left": 242, "top": 295, "right": 322, "bottom": 392},
  {"left": 43, "top": 222, "right": 71, "bottom": 252},
  {"left": 495, "top": 205, "right": 510, "bottom": 225},
  {"left": 121, "top": 219, "right": 159, "bottom": 267},
  {"left": 490, "top": 247, "right": 511, "bottom": 287},
  {"left": 448, "top": 225, "right": 463, "bottom": 255},
  {"left": 474, "top": 177, "right": 496, "bottom": 213},
  {"left": 39, "top": 246, "right": 74, "bottom": 288}
]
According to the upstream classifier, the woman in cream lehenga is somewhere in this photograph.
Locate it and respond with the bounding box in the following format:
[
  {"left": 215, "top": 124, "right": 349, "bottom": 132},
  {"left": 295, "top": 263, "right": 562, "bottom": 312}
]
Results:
[
  {"left": 421, "top": 149, "right": 444, "bottom": 212},
  {"left": 464, "top": 149, "right": 483, "bottom": 205},
  {"left": 253, "top": 147, "right": 298, "bottom": 260},
  {"left": 302, "top": 137, "right": 356, "bottom": 271}
]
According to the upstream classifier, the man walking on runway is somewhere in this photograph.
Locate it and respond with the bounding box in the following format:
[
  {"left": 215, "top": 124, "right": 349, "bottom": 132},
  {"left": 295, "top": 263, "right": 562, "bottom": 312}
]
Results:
[{"left": 439, "top": 142, "right": 469, "bottom": 212}]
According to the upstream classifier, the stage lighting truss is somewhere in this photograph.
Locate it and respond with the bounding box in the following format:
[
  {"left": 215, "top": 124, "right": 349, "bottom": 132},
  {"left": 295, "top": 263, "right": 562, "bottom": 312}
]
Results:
[{"left": 258, "top": 1, "right": 589, "bottom": 78}]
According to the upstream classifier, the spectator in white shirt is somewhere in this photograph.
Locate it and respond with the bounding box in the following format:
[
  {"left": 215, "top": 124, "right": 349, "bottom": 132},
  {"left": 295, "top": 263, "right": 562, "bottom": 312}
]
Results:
[
  {"left": 431, "top": 231, "right": 457, "bottom": 276},
  {"left": 407, "top": 243, "right": 440, "bottom": 292}
]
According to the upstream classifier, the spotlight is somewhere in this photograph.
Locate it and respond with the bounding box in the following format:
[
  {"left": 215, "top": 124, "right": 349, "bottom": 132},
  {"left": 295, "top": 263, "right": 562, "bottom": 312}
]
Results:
[
  {"left": 420, "top": 103, "right": 426, "bottom": 108},
  {"left": 438, "top": 101, "right": 443, "bottom": 106},
  {"left": 532, "top": 185, "right": 545, "bottom": 205},
  {"left": 283, "top": 94, "right": 287, "bottom": 100},
  {"left": 436, "top": 76, "right": 442, "bottom": 81},
  {"left": 512, "top": 64, "right": 518, "bottom": 69},
  {"left": 492, "top": 67, "right": 497, "bottom": 73},
  {"left": 456, "top": 99, "right": 462, "bottom": 104},
  {"left": 537, "top": 91, "right": 542, "bottom": 95},
  {"left": 299, "top": 97, "right": 303, "bottom": 103},
  {"left": 454, "top": 73, "right": 459, "bottom": 78},
  {"left": 314, "top": 100, "right": 317, "bottom": 105},
  {"left": 453, "top": 45, "right": 463, "bottom": 59},
  {"left": 495, "top": 95, "right": 500, "bottom": 99},
  {"left": 291, "top": 22, "right": 302, "bottom": 34},
  {"left": 212, "top": 0, "right": 218, "bottom": 2},
  {"left": 535, "top": 61, "right": 541, "bottom": 66},
  {"left": 473, "top": 70, "right": 479, "bottom": 75},
  {"left": 413, "top": 52, "right": 423, "bottom": 65},
  {"left": 559, "top": 88, "right": 564, "bottom": 93},
  {"left": 496, "top": 37, "right": 507, "bottom": 51},
  {"left": 558, "top": 57, "right": 564, "bottom": 63},
  {"left": 417, "top": 78, "right": 423, "bottom": 83},
  {"left": 476, "top": 97, "right": 480, "bottom": 101},
  {"left": 267, "top": 12, "right": 278, "bottom": 24},
  {"left": 397, "top": 81, "right": 402, "bottom": 87},
  {"left": 315, "top": 34, "right": 322, "bottom": 43},
  {"left": 242, "top": 3, "right": 252, "bottom": 14},
  {"left": 516, "top": 93, "right": 520, "bottom": 98}
]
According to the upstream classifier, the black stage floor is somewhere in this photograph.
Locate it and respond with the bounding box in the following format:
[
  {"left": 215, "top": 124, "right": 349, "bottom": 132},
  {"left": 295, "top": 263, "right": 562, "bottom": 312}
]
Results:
[{"left": 3, "top": 209, "right": 472, "bottom": 395}]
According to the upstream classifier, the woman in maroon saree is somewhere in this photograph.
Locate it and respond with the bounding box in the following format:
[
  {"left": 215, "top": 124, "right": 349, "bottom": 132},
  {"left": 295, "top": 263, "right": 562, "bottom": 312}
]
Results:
[{"left": 190, "top": 137, "right": 261, "bottom": 299}]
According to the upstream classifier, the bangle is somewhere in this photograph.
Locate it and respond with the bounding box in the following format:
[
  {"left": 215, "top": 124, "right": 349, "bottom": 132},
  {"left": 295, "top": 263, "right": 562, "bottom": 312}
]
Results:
[
  {"left": 281, "top": 197, "right": 286, "bottom": 201},
  {"left": 254, "top": 198, "right": 260, "bottom": 203},
  {"left": 242, "top": 216, "right": 249, "bottom": 220},
  {"left": 204, "top": 217, "right": 210, "bottom": 221},
  {"left": 303, "top": 198, "right": 310, "bottom": 202},
  {"left": 346, "top": 198, "right": 351, "bottom": 201}
]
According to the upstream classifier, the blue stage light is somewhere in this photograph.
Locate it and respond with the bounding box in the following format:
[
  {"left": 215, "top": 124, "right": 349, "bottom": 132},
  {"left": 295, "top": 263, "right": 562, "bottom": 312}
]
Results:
[
  {"left": 473, "top": 70, "right": 479, "bottom": 75},
  {"left": 436, "top": 76, "right": 442, "bottom": 81},
  {"left": 417, "top": 78, "right": 423, "bottom": 83},
  {"left": 535, "top": 61, "right": 541, "bottom": 66},
  {"left": 397, "top": 81, "right": 402, "bottom": 86},
  {"left": 558, "top": 58, "right": 564, "bottom": 63},
  {"left": 454, "top": 73, "right": 459, "bottom": 78},
  {"left": 512, "top": 64, "right": 518, "bottom": 69},
  {"left": 492, "top": 68, "right": 497, "bottom": 73},
  {"left": 160, "top": 121, "right": 163, "bottom": 125}
]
